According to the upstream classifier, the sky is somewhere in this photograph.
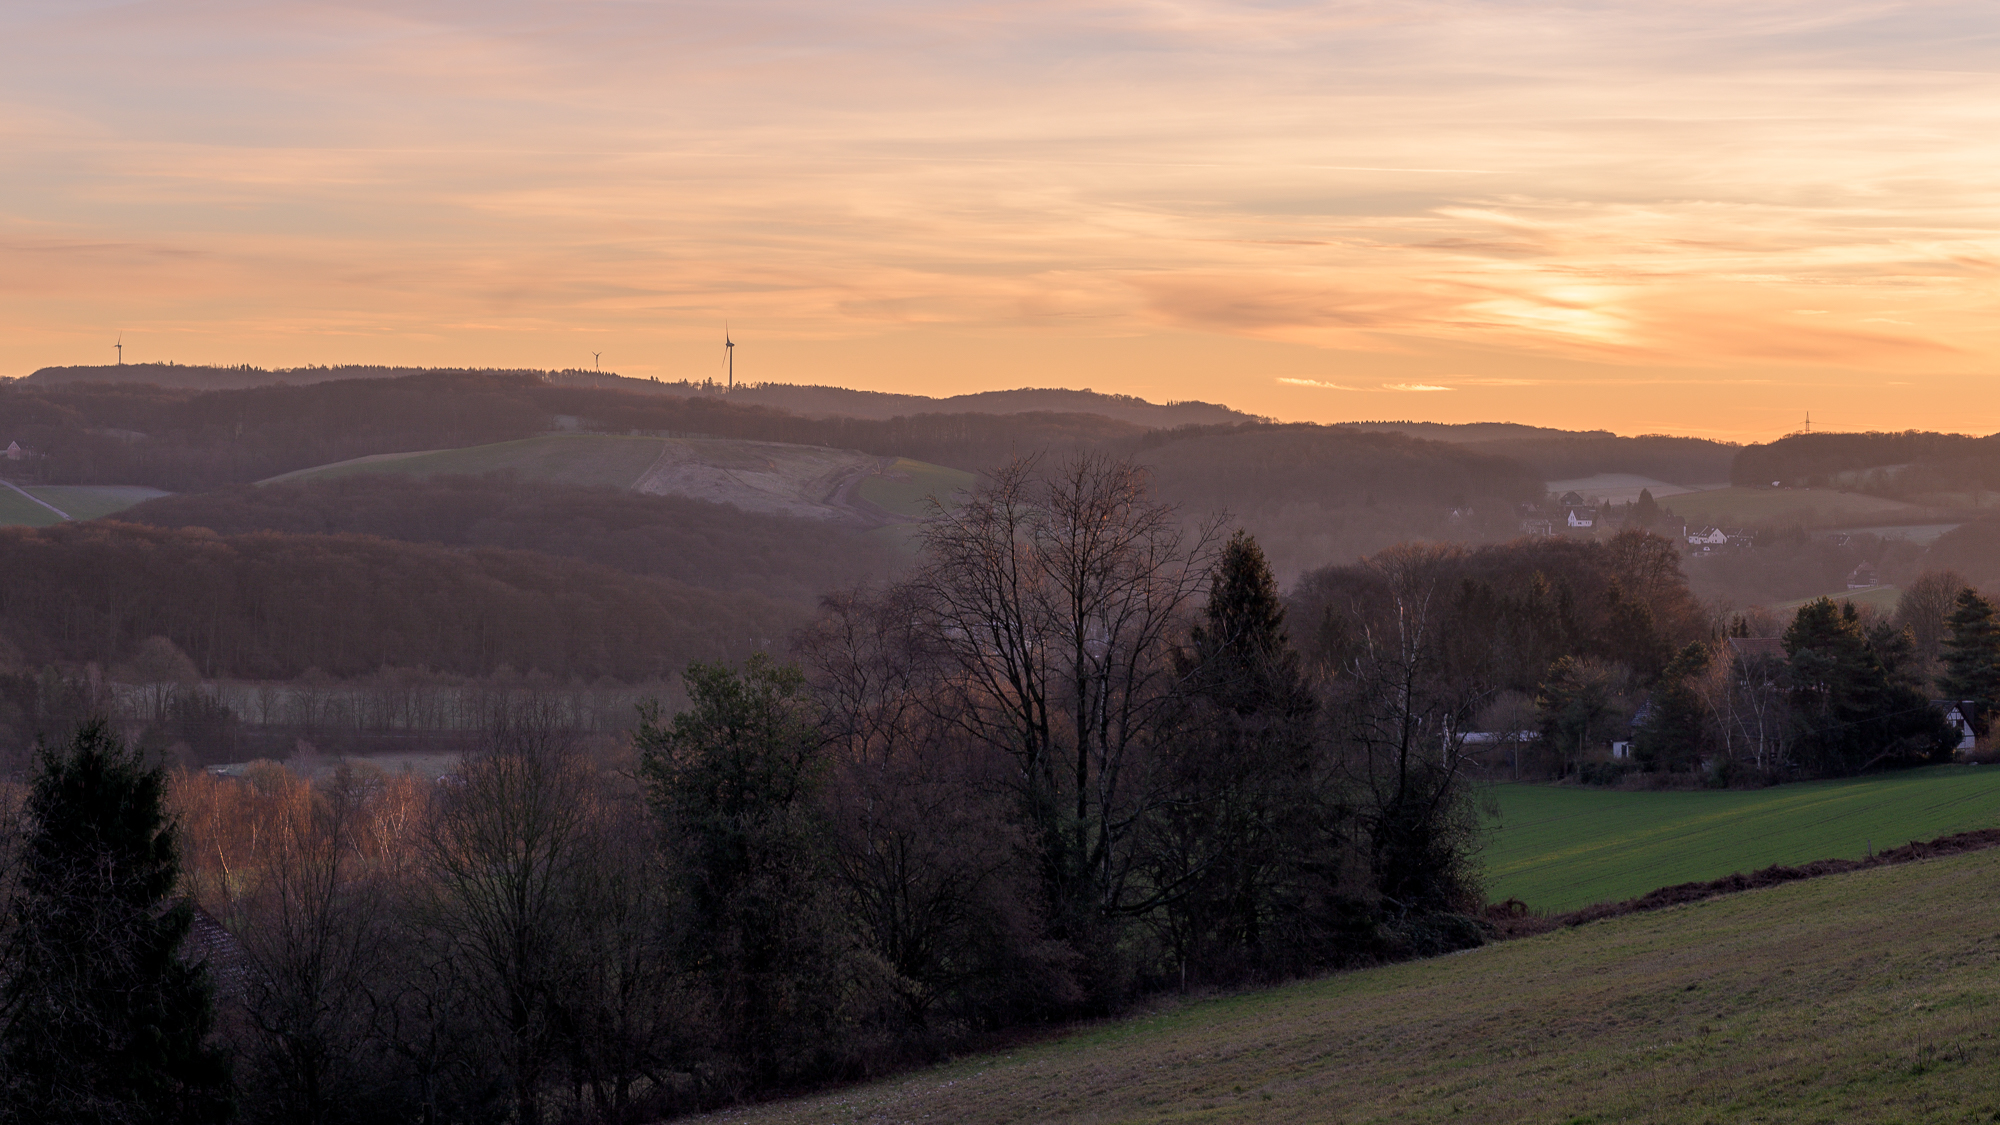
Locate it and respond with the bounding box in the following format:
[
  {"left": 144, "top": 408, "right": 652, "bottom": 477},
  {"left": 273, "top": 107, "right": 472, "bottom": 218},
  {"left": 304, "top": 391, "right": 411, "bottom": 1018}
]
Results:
[{"left": 2, "top": 1, "right": 1997, "bottom": 440}]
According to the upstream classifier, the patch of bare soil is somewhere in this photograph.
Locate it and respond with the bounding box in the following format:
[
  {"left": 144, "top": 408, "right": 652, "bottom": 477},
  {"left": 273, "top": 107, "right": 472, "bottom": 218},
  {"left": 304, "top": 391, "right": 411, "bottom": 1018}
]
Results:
[{"left": 631, "top": 439, "right": 890, "bottom": 525}]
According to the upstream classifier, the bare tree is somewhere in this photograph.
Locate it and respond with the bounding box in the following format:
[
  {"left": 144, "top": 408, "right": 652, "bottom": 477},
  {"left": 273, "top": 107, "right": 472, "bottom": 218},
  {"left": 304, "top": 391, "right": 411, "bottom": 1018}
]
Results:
[
  {"left": 1321, "top": 545, "right": 1486, "bottom": 925},
  {"left": 420, "top": 723, "right": 598, "bottom": 1125},
  {"left": 1896, "top": 569, "right": 1970, "bottom": 665},
  {"left": 903, "top": 455, "right": 1218, "bottom": 942},
  {"left": 237, "top": 766, "right": 394, "bottom": 1125}
]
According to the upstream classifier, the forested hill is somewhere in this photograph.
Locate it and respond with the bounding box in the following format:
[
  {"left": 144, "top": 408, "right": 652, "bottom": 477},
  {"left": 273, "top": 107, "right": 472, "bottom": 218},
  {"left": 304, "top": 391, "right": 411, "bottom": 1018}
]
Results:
[
  {"left": 0, "top": 521, "right": 801, "bottom": 681},
  {"left": 717, "top": 383, "right": 1255, "bottom": 426},
  {"left": 115, "top": 475, "right": 903, "bottom": 604},
  {"left": 1730, "top": 430, "right": 2000, "bottom": 495},
  {"left": 21, "top": 364, "right": 1253, "bottom": 427},
  {"left": 0, "top": 372, "right": 1142, "bottom": 489}
]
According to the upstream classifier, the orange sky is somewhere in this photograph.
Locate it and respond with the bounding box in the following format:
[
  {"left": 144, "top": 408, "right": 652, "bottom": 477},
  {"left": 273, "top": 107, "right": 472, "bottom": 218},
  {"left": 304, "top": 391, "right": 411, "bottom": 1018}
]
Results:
[{"left": 3, "top": 1, "right": 1997, "bottom": 440}]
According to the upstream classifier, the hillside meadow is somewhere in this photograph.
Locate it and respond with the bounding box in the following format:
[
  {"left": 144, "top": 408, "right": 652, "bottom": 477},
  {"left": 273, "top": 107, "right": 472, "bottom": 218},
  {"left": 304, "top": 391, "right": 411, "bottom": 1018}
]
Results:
[
  {"left": 1662, "top": 486, "right": 1927, "bottom": 529},
  {"left": 699, "top": 847, "right": 2000, "bottom": 1125},
  {"left": 1482, "top": 766, "right": 2000, "bottom": 912}
]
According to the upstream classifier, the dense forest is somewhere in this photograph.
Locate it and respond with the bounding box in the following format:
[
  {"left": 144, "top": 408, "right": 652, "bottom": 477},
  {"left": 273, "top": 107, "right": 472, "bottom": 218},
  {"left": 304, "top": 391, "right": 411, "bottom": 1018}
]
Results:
[
  {"left": 1463, "top": 434, "right": 1737, "bottom": 485},
  {"left": 25, "top": 364, "right": 1254, "bottom": 427},
  {"left": 0, "top": 373, "right": 1142, "bottom": 488},
  {"left": 0, "top": 522, "right": 801, "bottom": 682},
  {"left": 114, "top": 474, "right": 906, "bottom": 604},
  {"left": 1731, "top": 430, "right": 2000, "bottom": 494}
]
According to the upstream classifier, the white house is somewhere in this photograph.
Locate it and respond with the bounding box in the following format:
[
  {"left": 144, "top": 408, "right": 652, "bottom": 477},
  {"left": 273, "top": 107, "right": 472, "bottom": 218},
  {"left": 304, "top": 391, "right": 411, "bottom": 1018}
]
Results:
[
  {"left": 1933, "top": 700, "right": 1978, "bottom": 754},
  {"left": 4, "top": 441, "right": 19, "bottom": 461},
  {"left": 1566, "top": 507, "right": 1597, "bottom": 529},
  {"left": 1688, "top": 527, "right": 1728, "bottom": 547}
]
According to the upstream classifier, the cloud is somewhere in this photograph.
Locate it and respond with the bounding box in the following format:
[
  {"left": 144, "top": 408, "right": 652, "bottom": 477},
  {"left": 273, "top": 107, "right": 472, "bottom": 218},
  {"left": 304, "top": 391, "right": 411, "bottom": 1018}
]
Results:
[
  {"left": 1278, "top": 377, "right": 1365, "bottom": 390},
  {"left": 1385, "top": 383, "right": 1451, "bottom": 392}
]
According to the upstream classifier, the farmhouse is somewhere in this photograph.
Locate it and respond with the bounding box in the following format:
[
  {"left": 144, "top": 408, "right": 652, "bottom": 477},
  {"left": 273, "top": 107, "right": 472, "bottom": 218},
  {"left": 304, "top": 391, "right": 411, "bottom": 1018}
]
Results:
[
  {"left": 1565, "top": 506, "right": 1597, "bottom": 529},
  {"left": 1932, "top": 700, "right": 1978, "bottom": 754}
]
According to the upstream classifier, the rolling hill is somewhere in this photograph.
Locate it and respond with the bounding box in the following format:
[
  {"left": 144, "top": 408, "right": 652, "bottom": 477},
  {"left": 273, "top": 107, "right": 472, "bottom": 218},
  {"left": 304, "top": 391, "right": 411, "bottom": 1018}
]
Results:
[
  {"left": 704, "top": 845, "right": 2000, "bottom": 1124},
  {"left": 1660, "top": 485, "right": 1928, "bottom": 529},
  {"left": 265, "top": 433, "right": 973, "bottom": 524}
]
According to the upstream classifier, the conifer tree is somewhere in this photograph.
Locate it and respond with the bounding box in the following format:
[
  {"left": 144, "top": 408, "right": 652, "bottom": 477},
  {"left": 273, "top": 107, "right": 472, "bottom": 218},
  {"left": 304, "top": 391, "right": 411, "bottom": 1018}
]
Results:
[
  {"left": 1940, "top": 589, "right": 2000, "bottom": 735},
  {"left": 1634, "top": 641, "right": 1711, "bottom": 771},
  {"left": 0, "top": 720, "right": 233, "bottom": 1125}
]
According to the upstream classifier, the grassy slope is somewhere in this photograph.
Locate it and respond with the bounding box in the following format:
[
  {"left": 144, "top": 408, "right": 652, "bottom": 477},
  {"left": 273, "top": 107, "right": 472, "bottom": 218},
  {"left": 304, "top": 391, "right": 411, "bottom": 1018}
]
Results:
[
  {"left": 705, "top": 848, "right": 2000, "bottom": 1125},
  {"left": 856, "top": 457, "right": 977, "bottom": 518},
  {"left": 264, "top": 434, "right": 666, "bottom": 489},
  {"left": 1772, "top": 584, "right": 1903, "bottom": 613},
  {"left": 23, "top": 484, "right": 171, "bottom": 520},
  {"left": 1663, "top": 486, "right": 1923, "bottom": 528},
  {"left": 1483, "top": 766, "right": 2000, "bottom": 912},
  {"left": 0, "top": 485, "right": 65, "bottom": 527}
]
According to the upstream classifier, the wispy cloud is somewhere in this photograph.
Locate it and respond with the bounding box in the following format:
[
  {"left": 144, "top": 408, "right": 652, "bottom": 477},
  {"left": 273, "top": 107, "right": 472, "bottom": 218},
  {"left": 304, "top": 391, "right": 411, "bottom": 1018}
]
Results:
[{"left": 2, "top": 0, "right": 1998, "bottom": 438}]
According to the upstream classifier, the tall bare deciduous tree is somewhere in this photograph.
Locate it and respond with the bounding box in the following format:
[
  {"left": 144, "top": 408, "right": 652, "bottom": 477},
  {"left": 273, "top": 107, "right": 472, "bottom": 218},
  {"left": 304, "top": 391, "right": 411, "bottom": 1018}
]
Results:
[
  {"left": 903, "top": 455, "right": 1218, "bottom": 956},
  {"left": 420, "top": 722, "right": 599, "bottom": 1125}
]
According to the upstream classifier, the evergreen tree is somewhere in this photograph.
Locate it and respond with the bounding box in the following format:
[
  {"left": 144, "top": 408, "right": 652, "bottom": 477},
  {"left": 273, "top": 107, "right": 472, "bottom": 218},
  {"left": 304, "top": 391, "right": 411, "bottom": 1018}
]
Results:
[
  {"left": 1784, "top": 599, "right": 1956, "bottom": 773},
  {"left": 1185, "top": 531, "right": 1312, "bottom": 717},
  {"left": 0, "top": 720, "right": 234, "bottom": 1125},
  {"left": 1159, "top": 532, "right": 1324, "bottom": 980},
  {"left": 1626, "top": 488, "right": 1661, "bottom": 529},
  {"left": 1940, "top": 588, "right": 2000, "bottom": 735},
  {"left": 1634, "top": 642, "right": 1711, "bottom": 771},
  {"left": 636, "top": 655, "right": 843, "bottom": 1087}
]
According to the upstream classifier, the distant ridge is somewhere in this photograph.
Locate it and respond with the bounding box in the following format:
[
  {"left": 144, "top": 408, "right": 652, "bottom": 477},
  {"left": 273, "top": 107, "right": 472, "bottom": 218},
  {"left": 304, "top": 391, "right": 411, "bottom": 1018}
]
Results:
[
  {"left": 1331, "top": 420, "right": 1614, "bottom": 442},
  {"left": 20, "top": 363, "right": 626, "bottom": 393},
  {"left": 18, "top": 364, "right": 1255, "bottom": 427},
  {"left": 717, "top": 383, "right": 1258, "bottom": 427}
]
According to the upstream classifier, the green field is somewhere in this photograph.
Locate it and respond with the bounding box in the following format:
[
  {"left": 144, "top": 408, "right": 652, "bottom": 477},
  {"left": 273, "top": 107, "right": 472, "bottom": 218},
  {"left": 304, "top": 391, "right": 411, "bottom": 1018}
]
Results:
[
  {"left": 1662, "top": 486, "right": 1924, "bottom": 528},
  {"left": 1482, "top": 766, "right": 2000, "bottom": 912},
  {"left": 715, "top": 847, "right": 2000, "bottom": 1124},
  {"left": 855, "top": 456, "right": 977, "bottom": 518},
  {"left": 22, "top": 484, "right": 171, "bottom": 520},
  {"left": 0, "top": 484, "right": 66, "bottom": 527},
  {"left": 264, "top": 434, "right": 667, "bottom": 489},
  {"left": 1772, "top": 583, "right": 1902, "bottom": 614}
]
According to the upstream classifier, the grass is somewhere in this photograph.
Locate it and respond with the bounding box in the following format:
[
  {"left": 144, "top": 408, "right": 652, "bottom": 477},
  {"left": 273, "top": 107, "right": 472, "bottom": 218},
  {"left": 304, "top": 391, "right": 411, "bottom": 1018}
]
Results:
[
  {"left": 22, "top": 484, "right": 171, "bottom": 520},
  {"left": 1772, "top": 584, "right": 1903, "bottom": 614},
  {"left": 856, "top": 457, "right": 977, "bottom": 519},
  {"left": 264, "top": 434, "right": 668, "bottom": 489},
  {"left": 0, "top": 484, "right": 66, "bottom": 527},
  {"left": 1662, "top": 486, "right": 1923, "bottom": 529},
  {"left": 1481, "top": 765, "right": 2000, "bottom": 912},
  {"left": 700, "top": 847, "right": 2000, "bottom": 1124}
]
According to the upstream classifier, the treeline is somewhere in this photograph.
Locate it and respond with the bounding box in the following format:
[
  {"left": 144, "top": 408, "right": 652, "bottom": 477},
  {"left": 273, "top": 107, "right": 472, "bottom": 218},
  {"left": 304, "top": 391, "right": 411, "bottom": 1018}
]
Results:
[
  {"left": 116, "top": 474, "right": 905, "bottom": 604},
  {"left": 0, "top": 456, "right": 1495, "bottom": 1124},
  {"left": 1618, "top": 585, "right": 1989, "bottom": 782},
  {"left": 1464, "top": 434, "right": 1738, "bottom": 485},
  {"left": 1293, "top": 529, "right": 1710, "bottom": 701},
  {"left": 0, "top": 522, "right": 803, "bottom": 682},
  {"left": 1731, "top": 431, "right": 2000, "bottom": 495},
  {"left": 0, "top": 372, "right": 1143, "bottom": 489}
]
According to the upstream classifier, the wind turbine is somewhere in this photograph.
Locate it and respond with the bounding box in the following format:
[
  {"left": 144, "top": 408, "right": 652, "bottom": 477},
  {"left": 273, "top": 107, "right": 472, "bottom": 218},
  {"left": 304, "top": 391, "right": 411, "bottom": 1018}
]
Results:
[
  {"left": 724, "top": 324, "right": 734, "bottom": 390},
  {"left": 114, "top": 334, "right": 122, "bottom": 365},
  {"left": 592, "top": 350, "right": 601, "bottom": 372}
]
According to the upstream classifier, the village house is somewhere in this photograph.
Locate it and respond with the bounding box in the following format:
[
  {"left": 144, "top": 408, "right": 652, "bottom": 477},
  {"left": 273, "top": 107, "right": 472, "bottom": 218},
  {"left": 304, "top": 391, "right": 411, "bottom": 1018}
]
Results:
[
  {"left": 1931, "top": 700, "right": 1978, "bottom": 755},
  {"left": 1565, "top": 506, "right": 1597, "bottom": 529},
  {"left": 5, "top": 441, "right": 20, "bottom": 461}
]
